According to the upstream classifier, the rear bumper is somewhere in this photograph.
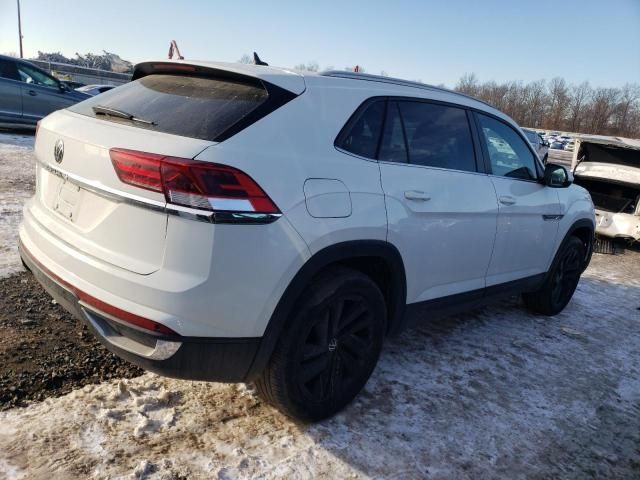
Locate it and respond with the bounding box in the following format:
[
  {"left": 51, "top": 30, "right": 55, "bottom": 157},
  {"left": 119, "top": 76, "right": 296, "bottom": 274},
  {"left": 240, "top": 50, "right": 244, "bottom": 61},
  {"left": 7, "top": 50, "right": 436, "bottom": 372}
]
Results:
[{"left": 19, "top": 240, "right": 260, "bottom": 382}]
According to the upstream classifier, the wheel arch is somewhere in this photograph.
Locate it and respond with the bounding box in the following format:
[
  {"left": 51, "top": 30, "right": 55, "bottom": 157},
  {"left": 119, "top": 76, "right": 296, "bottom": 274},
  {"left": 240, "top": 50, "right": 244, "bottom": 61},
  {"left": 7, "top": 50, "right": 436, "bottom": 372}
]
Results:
[
  {"left": 245, "top": 240, "right": 407, "bottom": 379},
  {"left": 557, "top": 218, "right": 595, "bottom": 272}
]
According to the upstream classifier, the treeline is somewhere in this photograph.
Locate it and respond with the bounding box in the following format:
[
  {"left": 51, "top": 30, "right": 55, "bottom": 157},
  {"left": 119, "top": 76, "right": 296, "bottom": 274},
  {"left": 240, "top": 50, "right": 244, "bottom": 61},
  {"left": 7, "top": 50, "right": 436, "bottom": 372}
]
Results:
[{"left": 455, "top": 74, "right": 640, "bottom": 138}]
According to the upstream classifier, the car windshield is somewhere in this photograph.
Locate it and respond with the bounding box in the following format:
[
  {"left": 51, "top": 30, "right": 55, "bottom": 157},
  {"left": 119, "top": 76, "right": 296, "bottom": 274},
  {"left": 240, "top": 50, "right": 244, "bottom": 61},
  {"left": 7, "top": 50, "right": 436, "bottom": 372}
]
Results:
[{"left": 523, "top": 130, "right": 538, "bottom": 142}]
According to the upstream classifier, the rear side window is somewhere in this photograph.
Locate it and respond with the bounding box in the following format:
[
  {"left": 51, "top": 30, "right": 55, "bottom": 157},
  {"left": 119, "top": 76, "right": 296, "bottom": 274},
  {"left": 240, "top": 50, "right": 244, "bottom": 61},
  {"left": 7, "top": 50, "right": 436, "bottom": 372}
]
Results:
[
  {"left": 337, "top": 98, "right": 477, "bottom": 173},
  {"left": 69, "top": 74, "right": 270, "bottom": 142},
  {"left": 397, "top": 101, "right": 476, "bottom": 172},
  {"left": 378, "top": 102, "right": 408, "bottom": 163},
  {"left": 0, "top": 59, "right": 19, "bottom": 81},
  {"left": 335, "top": 100, "right": 385, "bottom": 159}
]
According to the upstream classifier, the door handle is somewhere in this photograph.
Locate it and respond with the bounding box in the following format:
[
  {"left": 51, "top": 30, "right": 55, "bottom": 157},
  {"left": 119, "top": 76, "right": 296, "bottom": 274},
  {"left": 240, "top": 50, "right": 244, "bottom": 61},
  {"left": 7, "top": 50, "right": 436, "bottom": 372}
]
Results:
[
  {"left": 498, "top": 195, "right": 516, "bottom": 206},
  {"left": 404, "top": 190, "right": 431, "bottom": 201},
  {"left": 28, "top": 90, "right": 37, "bottom": 96}
]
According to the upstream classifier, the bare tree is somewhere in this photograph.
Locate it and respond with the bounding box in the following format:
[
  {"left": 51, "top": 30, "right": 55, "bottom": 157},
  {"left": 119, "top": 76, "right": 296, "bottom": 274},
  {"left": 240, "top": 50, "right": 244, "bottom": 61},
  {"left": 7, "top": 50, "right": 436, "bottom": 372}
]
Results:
[
  {"left": 454, "top": 73, "right": 640, "bottom": 137},
  {"left": 587, "top": 87, "right": 619, "bottom": 134},
  {"left": 612, "top": 84, "right": 640, "bottom": 136},
  {"left": 547, "top": 77, "right": 570, "bottom": 130},
  {"left": 238, "top": 54, "right": 252, "bottom": 64},
  {"left": 456, "top": 73, "right": 479, "bottom": 97},
  {"left": 567, "top": 82, "right": 591, "bottom": 132},
  {"left": 294, "top": 61, "right": 320, "bottom": 72}
]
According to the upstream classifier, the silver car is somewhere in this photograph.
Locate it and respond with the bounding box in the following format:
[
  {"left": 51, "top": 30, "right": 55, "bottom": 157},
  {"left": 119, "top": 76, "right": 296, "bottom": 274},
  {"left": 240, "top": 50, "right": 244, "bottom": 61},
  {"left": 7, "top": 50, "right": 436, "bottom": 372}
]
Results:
[
  {"left": 0, "top": 54, "right": 90, "bottom": 128},
  {"left": 522, "top": 128, "right": 549, "bottom": 164}
]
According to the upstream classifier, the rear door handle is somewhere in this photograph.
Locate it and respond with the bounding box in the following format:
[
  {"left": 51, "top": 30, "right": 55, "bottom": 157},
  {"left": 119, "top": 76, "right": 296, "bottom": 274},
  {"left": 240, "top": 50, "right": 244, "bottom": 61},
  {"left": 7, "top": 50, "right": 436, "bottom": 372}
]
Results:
[
  {"left": 28, "top": 90, "right": 37, "bottom": 96},
  {"left": 498, "top": 195, "right": 516, "bottom": 206},
  {"left": 404, "top": 190, "right": 431, "bottom": 201}
]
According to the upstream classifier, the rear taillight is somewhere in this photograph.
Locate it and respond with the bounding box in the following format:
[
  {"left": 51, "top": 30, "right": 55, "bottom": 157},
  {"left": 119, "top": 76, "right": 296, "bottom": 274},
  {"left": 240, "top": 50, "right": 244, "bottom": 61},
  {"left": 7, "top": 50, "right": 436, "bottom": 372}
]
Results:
[{"left": 110, "top": 148, "right": 280, "bottom": 217}]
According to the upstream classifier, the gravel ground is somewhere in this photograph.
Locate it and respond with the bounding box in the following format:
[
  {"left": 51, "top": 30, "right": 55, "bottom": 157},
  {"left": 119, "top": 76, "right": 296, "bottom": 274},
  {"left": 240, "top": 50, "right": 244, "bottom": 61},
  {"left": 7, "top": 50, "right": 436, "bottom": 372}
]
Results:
[{"left": 0, "top": 132, "right": 639, "bottom": 479}]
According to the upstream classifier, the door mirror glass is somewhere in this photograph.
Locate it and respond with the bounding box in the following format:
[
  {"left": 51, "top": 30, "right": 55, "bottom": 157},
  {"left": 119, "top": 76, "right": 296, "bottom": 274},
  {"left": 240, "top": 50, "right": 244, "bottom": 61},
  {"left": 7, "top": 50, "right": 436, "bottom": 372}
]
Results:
[{"left": 544, "top": 163, "right": 572, "bottom": 188}]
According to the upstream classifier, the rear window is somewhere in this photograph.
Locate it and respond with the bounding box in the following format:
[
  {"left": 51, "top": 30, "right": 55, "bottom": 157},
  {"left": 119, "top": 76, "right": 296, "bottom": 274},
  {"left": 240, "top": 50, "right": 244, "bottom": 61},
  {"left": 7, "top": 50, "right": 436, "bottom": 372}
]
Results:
[{"left": 69, "top": 74, "right": 269, "bottom": 141}]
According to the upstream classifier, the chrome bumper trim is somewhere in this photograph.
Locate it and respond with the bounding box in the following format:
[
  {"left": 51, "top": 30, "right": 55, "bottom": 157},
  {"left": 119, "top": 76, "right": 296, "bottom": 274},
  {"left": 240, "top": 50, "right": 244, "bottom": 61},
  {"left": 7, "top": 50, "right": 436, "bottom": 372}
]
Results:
[{"left": 81, "top": 305, "right": 182, "bottom": 361}]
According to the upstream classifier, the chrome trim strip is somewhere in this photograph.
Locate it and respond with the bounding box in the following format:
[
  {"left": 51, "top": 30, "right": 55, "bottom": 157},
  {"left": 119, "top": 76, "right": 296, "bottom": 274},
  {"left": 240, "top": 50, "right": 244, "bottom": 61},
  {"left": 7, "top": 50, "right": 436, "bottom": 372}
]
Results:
[
  {"left": 39, "top": 160, "right": 281, "bottom": 224},
  {"left": 41, "top": 160, "right": 167, "bottom": 213},
  {"left": 542, "top": 214, "right": 564, "bottom": 221}
]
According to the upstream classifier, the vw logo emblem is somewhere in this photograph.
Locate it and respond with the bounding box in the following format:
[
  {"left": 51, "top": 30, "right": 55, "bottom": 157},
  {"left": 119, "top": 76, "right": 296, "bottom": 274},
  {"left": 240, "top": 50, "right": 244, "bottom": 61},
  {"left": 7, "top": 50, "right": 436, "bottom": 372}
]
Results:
[
  {"left": 54, "top": 139, "right": 64, "bottom": 164},
  {"left": 328, "top": 338, "right": 338, "bottom": 352}
]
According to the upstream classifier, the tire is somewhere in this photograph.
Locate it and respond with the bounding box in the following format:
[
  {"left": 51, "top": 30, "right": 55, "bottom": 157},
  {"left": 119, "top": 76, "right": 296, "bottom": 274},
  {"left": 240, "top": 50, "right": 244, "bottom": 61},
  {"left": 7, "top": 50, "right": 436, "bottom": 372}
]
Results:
[
  {"left": 523, "top": 236, "right": 585, "bottom": 315},
  {"left": 255, "top": 267, "right": 386, "bottom": 421}
]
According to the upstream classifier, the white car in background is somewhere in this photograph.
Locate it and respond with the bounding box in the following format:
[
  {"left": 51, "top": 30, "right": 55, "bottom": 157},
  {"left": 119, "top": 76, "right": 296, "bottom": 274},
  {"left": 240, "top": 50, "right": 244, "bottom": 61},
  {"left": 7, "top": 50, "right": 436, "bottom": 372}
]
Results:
[
  {"left": 19, "top": 61, "right": 595, "bottom": 420},
  {"left": 523, "top": 128, "right": 549, "bottom": 163}
]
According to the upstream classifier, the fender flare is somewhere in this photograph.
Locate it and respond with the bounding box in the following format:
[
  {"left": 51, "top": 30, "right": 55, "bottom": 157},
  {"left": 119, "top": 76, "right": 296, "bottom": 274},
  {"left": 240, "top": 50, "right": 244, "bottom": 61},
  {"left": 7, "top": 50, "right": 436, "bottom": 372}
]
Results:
[{"left": 245, "top": 240, "right": 407, "bottom": 379}]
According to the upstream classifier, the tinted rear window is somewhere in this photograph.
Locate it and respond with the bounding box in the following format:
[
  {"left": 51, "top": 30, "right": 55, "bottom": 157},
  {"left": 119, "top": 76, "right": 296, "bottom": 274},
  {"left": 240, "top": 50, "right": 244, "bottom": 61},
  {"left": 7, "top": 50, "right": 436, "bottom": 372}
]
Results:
[{"left": 69, "top": 74, "right": 268, "bottom": 141}]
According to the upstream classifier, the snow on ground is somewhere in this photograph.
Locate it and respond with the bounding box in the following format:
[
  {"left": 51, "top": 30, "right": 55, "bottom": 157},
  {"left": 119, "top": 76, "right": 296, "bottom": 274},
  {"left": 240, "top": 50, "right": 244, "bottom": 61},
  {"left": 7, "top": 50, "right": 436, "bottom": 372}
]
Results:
[
  {"left": 0, "top": 252, "right": 638, "bottom": 479},
  {"left": 0, "top": 132, "right": 34, "bottom": 278},
  {"left": 1, "top": 132, "right": 639, "bottom": 479}
]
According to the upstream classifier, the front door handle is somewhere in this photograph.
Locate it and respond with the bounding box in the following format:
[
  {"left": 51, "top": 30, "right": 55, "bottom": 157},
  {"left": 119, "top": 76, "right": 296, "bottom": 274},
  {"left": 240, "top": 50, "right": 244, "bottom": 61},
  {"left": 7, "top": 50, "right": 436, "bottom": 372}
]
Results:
[
  {"left": 28, "top": 90, "right": 37, "bottom": 96},
  {"left": 499, "top": 195, "right": 516, "bottom": 206},
  {"left": 404, "top": 190, "right": 431, "bottom": 201}
]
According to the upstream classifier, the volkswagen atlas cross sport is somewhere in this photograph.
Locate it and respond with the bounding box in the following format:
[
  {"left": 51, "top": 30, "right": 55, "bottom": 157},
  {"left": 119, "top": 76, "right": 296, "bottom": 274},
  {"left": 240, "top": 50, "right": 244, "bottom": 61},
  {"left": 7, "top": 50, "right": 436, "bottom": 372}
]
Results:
[{"left": 19, "top": 61, "right": 595, "bottom": 420}]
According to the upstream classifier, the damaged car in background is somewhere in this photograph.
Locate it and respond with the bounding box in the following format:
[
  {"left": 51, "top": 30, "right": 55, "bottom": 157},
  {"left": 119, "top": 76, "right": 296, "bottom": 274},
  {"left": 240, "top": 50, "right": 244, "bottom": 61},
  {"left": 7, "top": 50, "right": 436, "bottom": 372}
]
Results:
[{"left": 572, "top": 137, "right": 640, "bottom": 248}]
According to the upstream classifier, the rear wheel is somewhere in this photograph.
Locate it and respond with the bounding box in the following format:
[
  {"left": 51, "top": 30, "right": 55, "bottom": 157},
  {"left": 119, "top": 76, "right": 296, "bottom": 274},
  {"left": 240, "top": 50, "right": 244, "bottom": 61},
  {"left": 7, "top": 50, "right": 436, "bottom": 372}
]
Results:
[
  {"left": 255, "top": 267, "right": 386, "bottom": 421},
  {"left": 523, "top": 236, "right": 585, "bottom": 315}
]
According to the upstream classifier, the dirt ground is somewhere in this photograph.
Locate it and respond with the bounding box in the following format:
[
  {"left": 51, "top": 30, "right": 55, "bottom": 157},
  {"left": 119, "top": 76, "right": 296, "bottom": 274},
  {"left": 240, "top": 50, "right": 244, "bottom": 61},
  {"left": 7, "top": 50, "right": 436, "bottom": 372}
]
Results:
[
  {"left": 1, "top": 132, "right": 639, "bottom": 479},
  {"left": 0, "top": 272, "right": 143, "bottom": 410}
]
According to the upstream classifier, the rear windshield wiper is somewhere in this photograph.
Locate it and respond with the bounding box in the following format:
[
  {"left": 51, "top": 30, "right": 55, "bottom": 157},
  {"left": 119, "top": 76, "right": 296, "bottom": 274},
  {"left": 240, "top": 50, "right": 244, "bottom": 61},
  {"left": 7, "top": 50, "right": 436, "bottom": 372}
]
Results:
[{"left": 92, "top": 105, "right": 157, "bottom": 126}]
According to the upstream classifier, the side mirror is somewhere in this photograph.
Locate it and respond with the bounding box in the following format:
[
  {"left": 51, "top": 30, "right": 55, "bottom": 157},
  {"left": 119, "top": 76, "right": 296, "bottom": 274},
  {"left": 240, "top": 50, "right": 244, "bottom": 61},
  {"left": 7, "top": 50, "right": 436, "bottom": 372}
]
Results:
[
  {"left": 544, "top": 163, "right": 573, "bottom": 188},
  {"left": 58, "top": 82, "right": 69, "bottom": 93}
]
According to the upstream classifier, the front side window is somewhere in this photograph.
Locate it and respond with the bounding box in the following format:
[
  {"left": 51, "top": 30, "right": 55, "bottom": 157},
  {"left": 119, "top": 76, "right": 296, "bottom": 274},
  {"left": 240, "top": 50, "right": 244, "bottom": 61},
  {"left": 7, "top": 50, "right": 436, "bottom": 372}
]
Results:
[
  {"left": 336, "top": 100, "right": 385, "bottom": 159},
  {"left": 478, "top": 114, "right": 538, "bottom": 180},
  {"left": 15, "top": 63, "right": 58, "bottom": 88},
  {"left": 397, "top": 101, "right": 476, "bottom": 172}
]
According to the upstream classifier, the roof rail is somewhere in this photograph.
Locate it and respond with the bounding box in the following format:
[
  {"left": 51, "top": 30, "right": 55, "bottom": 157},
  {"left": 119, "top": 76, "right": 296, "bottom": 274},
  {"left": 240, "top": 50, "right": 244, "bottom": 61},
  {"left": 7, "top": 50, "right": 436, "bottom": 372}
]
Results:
[{"left": 319, "top": 70, "right": 493, "bottom": 108}]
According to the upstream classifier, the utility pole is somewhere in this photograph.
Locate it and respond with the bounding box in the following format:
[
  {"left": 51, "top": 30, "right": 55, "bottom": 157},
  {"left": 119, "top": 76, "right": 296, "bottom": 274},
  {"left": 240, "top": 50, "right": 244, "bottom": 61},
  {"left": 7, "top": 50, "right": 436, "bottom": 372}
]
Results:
[{"left": 17, "top": 0, "right": 24, "bottom": 58}]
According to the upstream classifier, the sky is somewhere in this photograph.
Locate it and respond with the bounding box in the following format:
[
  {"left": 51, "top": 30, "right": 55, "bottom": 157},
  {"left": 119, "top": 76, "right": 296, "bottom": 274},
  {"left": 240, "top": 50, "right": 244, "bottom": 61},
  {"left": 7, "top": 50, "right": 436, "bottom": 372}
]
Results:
[{"left": 1, "top": 0, "right": 639, "bottom": 88}]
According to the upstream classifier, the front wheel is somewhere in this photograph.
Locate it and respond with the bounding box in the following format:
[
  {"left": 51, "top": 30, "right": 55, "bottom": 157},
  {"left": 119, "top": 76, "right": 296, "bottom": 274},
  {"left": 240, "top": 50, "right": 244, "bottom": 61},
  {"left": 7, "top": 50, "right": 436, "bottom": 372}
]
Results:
[
  {"left": 523, "top": 236, "right": 585, "bottom": 315},
  {"left": 255, "top": 267, "right": 386, "bottom": 421}
]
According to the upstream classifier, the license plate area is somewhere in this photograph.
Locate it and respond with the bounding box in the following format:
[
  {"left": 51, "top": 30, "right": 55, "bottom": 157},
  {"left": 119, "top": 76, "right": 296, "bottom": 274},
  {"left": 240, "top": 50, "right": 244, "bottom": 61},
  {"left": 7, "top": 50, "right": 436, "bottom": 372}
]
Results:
[{"left": 53, "top": 179, "right": 82, "bottom": 222}]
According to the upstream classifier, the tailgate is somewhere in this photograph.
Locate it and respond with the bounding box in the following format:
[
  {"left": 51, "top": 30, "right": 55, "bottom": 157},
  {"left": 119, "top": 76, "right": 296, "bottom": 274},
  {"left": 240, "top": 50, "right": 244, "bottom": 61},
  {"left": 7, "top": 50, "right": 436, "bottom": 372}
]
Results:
[{"left": 33, "top": 110, "right": 214, "bottom": 274}]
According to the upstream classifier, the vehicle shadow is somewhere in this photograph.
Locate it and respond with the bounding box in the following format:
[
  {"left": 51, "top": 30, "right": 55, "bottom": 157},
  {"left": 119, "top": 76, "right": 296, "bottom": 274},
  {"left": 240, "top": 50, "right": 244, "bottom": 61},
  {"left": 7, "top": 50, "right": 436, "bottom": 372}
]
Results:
[{"left": 296, "top": 274, "right": 640, "bottom": 479}]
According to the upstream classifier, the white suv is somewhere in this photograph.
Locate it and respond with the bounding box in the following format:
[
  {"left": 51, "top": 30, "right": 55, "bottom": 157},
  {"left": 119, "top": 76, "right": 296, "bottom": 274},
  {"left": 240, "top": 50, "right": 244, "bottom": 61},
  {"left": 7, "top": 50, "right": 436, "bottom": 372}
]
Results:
[{"left": 19, "top": 61, "right": 595, "bottom": 420}]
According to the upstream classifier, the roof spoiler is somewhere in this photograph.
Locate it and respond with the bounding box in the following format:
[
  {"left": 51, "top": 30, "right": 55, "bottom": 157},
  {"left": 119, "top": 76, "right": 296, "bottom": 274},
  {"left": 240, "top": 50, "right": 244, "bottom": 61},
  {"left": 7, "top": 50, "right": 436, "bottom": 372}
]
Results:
[{"left": 132, "top": 61, "right": 306, "bottom": 95}]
